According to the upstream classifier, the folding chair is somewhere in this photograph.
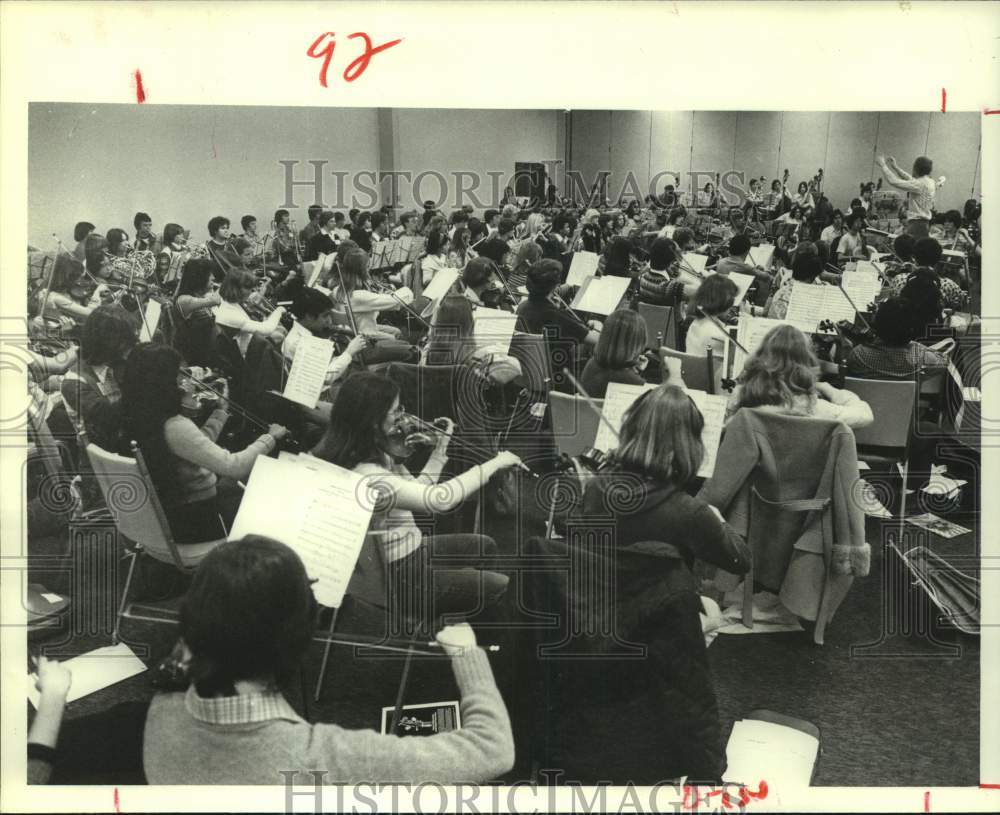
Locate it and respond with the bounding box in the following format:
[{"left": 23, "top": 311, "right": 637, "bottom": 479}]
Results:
[
  {"left": 843, "top": 377, "right": 917, "bottom": 521},
  {"left": 659, "top": 346, "right": 718, "bottom": 393},
  {"left": 547, "top": 392, "right": 603, "bottom": 459},
  {"left": 84, "top": 440, "right": 224, "bottom": 643},
  {"left": 637, "top": 302, "right": 678, "bottom": 350}
]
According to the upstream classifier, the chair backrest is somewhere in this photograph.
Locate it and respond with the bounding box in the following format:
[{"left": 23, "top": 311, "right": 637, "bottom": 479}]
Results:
[
  {"left": 659, "top": 346, "right": 718, "bottom": 394},
  {"left": 842, "top": 377, "right": 916, "bottom": 450},
  {"left": 509, "top": 332, "right": 553, "bottom": 394},
  {"left": 548, "top": 391, "right": 603, "bottom": 458},
  {"left": 84, "top": 440, "right": 190, "bottom": 571},
  {"left": 637, "top": 302, "right": 677, "bottom": 350}
]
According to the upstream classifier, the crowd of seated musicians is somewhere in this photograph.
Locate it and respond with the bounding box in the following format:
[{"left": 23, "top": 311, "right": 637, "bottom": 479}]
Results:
[{"left": 26, "top": 185, "right": 977, "bottom": 785}]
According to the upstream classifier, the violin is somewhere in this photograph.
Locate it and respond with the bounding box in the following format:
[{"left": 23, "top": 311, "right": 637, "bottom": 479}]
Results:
[{"left": 383, "top": 412, "right": 449, "bottom": 461}]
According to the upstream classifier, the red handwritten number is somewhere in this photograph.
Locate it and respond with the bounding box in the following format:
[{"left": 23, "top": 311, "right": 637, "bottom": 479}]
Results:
[
  {"left": 307, "top": 31, "right": 402, "bottom": 87},
  {"left": 134, "top": 70, "right": 146, "bottom": 104},
  {"left": 941, "top": 88, "right": 947, "bottom": 113}
]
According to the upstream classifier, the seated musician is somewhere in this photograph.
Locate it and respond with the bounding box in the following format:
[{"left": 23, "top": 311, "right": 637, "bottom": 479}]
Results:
[
  {"left": 793, "top": 181, "right": 815, "bottom": 216},
  {"left": 214, "top": 268, "right": 287, "bottom": 348},
  {"left": 38, "top": 254, "right": 97, "bottom": 333},
  {"left": 422, "top": 293, "right": 521, "bottom": 384},
  {"left": 477, "top": 218, "right": 514, "bottom": 267},
  {"left": 319, "top": 238, "right": 358, "bottom": 288},
  {"left": 766, "top": 254, "right": 827, "bottom": 320},
  {"left": 236, "top": 215, "right": 266, "bottom": 270},
  {"left": 576, "top": 209, "right": 604, "bottom": 254},
  {"left": 638, "top": 237, "right": 688, "bottom": 306},
  {"left": 172, "top": 259, "right": 222, "bottom": 369},
  {"left": 764, "top": 179, "right": 785, "bottom": 218},
  {"left": 729, "top": 324, "right": 873, "bottom": 429},
  {"left": 72, "top": 222, "right": 96, "bottom": 262},
  {"left": 307, "top": 211, "right": 339, "bottom": 261},
  {"left": 820, "top": 210, "right": 844, "bottom": 246},
  {"left": 655, "top": 207, "right": 685, "bottom": 239},
  {"left": 507, "top": 239, "right": 541, "bottom": 291},
  {"left": 311, "top": 372, "right": 521, "bottom": 615},
  {"left": 515, "top": 259, "right": 601, "bottom": 392},
  {"left": 742, "top": 178, "right": 764, "bottom": 216},
  {"left": 134, "top": 212, "right": 161, "bottom": 255},
  {"left": 271, "top": 208, "right": 299, "bottom": 267},
  {"left": 60, "top": 304, "right": 135, "bottom": 449},
  {"left": 835, "top": 211, "right": 870, "bottom": 262},
  {"left": 156, "top": 223, "right": 193, "bottom": 288},
  {"left": 143, "top": 538, "right": 513, "bottom": 784},
  {"left": 350, "top": 211, "right": 374, "bottom": 253},
  {"left": 713, "top": 234, "right": 771, "bottom": 286},
  {"left": 282, "top": 286, "right": 367, "bottom": 398},
  {"left": 884, "top": 233, "right": 916, "bottom": 278},
  {"left": 448, "top": 225, "right": 476, "bottom": 270},
  {"left": 932, "top": 209, "right": 976, "bottom": 255},
  {"left": 686, "top": 274, "right": 739, "bottom": 359},
  {"left": 204, "top": 216, "right": 241, "bottom": 282},
  {"left": 846, "top": 295, "right": 948, "bottom": 379},
  {"left": 299, "top": 204, "right": 323, "bottom": 259},
  {"left": 421, "top": 229, "right": 452, "bottom": 285},
  {"left": 119, "top": 343, "right": 288, "bottom": 546},
  {"left": 600, "top": 236, "right": 634, "bottom": 278},
  {"left": 579, "top": 309, "right": 649, "bottom": 398},
  {"left": 887, "top": 237, "right": 966, "bottom": 311},
  {"left": 331, "top": 249, "right": 416, "bottom": 364}
]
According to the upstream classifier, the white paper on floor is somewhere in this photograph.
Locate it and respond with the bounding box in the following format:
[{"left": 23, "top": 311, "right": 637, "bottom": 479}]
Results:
[
  {"left": 700, "top": 595, "right": 727, "bottom": 647},
  {"left": 856, "top": 478, "right": 893, "bottom": 518},
  {"left": 717, "top": 589, "right": 804, "bottom": 635}
]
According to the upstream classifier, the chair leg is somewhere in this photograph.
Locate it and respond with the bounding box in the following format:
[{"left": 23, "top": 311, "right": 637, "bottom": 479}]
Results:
[
  {"left": 742, "top": 555, "right": 754, "bottom": 630},
  {"left": 113, "top": 551, "right": 139, "bottom": 645},
  {"left": 545, "top": 495, "right": 558, "bottom": 540},
  {"left": 313, "top": 608, "right": 339, "bottom": 703},
  {"left": 898, "top": 460, "right": 910, "bottom": 522}
]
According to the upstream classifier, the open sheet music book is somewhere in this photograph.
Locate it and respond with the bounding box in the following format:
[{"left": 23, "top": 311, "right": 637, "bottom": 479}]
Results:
[
  {"left": 228, "top": 455, "right": 373, "bottom": 609},
  {"left": 566, "top": 251, "right": 600, "bottom": 287},
  {"left": 840, "top": 269, "right": 882, "bottom": 313},
  {"left": 571, "top": 275, "right": 631, "bottom": 315},
  {"left": 721, "top": 271, "right": 755, "bottom": 304},
  {"left": 138, "top": 297, "right": 162, "bottom": 343},
  {"left": 723, "top": 716, "right": 819, "bottom": 790},
  {"left": 747, "top": 243, "right": 775, "bottom": 270},
  {"left": 783, "top": 283, "right": 856, "bottom": 333},
  {"left": 281, "top": 333, "right": 335, "bottom": 409},
  {"left": 732, "top": 313, "right": 790, "bottom": 376},
  {"left": 307, "top": 253, "right": 328, "bottom": 288},
  {"left": 593, "top": 383, "right": 725, "bottom": 478},
  {"left": 683, "top": 252, "right": 709, "bottom": 275}
]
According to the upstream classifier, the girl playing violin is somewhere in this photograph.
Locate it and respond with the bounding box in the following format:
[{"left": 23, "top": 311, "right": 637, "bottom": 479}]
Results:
[{"left": 579, "top": 309, "right": 650, "bottom": 398}]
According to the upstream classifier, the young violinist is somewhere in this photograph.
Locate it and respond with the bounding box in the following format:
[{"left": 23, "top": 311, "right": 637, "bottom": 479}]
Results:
[
  {"left": 713, "top": 234, "right": 771, "bottom": 287},
  {"left": 72, "top": 222, "right": 96, "bottom": 262},
  {"left": 311, "top": 372, "right": 521, "bottom": 615},
  {"left": 887, "top": 238, "right": 967, "bottom": 312},
  {"left": 214, "top": 268, "right": 286, "bottom": 352},
  {"left": 638, "top": 237, "right": 688, "bottom": 306},
  {"left": 60, "top": 304, "right": 136, "bottom": 449},
  {"left": 765, "top": 253, "right": 827, "bottom": 321},
  {"left": 685, "top": 274, "right": 739, "bottom": 360},
  {"left": 579, "top": 309, "right": 649, "bottom": 398},
  {"left": 204, "top": 216, "right": 241, "bottom": 281},
  {"left": 476, "top": 218, "right": 514, "bottom": 267},
  {"left": 142, "top": 536, "right": 513, "bottom": 784},
  {"left": 449, "top": 225, "right": 475, "bottom": 270},
  {"left": 729, "top": 324, "right": 873, "bottom": 429},
  {"left": 172, "top": 258, "right": 223, "bottom": 369},
  {"left": 119, "top": 343, "right": 288, "bottom": 548},
  {"left": 515, "top": 259, "right": 601, "bottom": 393},
  {"left": 38, "top": 254, "right": 98, "bottom": 332},
  {"left": 421, "top": 229, "right": 452, "bottom": 285},
  {"left": 422, "top": 293, "right": 521, "bottom": 385},
  {"left": 657, "top": 207, "right": 687, "bottom": 239}
]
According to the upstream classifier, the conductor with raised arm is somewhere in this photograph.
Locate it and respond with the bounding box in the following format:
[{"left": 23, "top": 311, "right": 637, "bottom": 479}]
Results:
[{"left": 876, "top": 154, "right": 936, "bottom": 239}]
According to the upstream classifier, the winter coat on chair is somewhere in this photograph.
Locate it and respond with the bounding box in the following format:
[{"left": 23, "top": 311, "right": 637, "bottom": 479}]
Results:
[{"left": 697, "top": 408, "right": 870, "bottom": 644}]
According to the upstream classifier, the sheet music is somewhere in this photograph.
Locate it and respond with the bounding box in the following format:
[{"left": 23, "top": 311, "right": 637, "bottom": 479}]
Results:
[
  {"left": 282, "top": 333, "right": 335, "bottom": 409},
  {"left": 783, "top": 283, "right": 856, "bottom": 333},
  {"left": 307, "top": 254, "right": 326, "bottom": 288},
  {"left": 723, "top": 718, "right": 819, "bottom": 790},
  {"left": 841, "top": 270, "right": 882, "bottom": 313},
  {"left": 747, "top": 243, "right": 775, "bottom": 270},
  {"left": 592, "top": 382, "right": 657, "bottom": 452},
  {"left": 472, "top": 308, "right": 518, "bottom": 353},
  {"left": 683, "top": 253, "right": 709, "bottom": 274},
  {"left": 27, "top": 643, "right": 147, "bottom": 707},
  {"left": 228, "top": 456, "right": 372, "bottom": 609},
  {"left": 370, "top": 240, "right": 388, "bottom": 269},
  {"left": 725, "top": 272, "right": 755, "bottom": 304},
  {"left": 138, "top": 297, "right": 161, "bottom": 343},
  {"left": 686, "top": 389, "right": 727, "bottom": 479},
  {"left": 733, "top": 314, "right": 790, "bottom": 376},
  {"left": 421, "top": 266, "right": 460, "bottom": 302},
  {"left": 853, "top": 259, "right": 883, "bottom": 278},
  {"left": 571, "top": 275, "right": 631, "bottom": 315},
  {"left": 404, "top": 236, "right": 426, "bottom": 262},
  {"left": 566, "top": 251, "right": 599, "bottom": 287}
]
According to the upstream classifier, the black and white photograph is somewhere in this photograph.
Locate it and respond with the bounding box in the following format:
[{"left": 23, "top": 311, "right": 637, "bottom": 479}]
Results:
[{"left": 2, "top": 3, "right": 998, "bottom": 813}]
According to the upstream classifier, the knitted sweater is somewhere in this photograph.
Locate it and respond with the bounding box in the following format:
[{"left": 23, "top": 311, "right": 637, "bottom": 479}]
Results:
[{"left": 142, "top": 649, "right": 514, "bottom": 785}]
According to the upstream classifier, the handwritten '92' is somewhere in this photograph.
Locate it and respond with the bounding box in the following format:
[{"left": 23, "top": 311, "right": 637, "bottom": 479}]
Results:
[{"left": 307, "top": 31, "right": 402, "bottom": 86}]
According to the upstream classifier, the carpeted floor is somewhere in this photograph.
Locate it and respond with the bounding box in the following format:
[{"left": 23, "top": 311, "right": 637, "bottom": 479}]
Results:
[{"left": 27, "top": 439, "right": 981, "bottom": 788}]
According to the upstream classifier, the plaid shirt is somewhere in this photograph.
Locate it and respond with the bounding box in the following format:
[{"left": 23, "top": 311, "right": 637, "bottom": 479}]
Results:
[
  {"left": 887, "top": 267, "right": 967, "bottom": 311},
  {"left": 184, "top": 684, "right": 301, "bottom": 726}
]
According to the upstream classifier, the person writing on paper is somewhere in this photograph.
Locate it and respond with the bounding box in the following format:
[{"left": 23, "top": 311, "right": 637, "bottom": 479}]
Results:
[
  {"left": 876, "top": 155, "right": 936, "bottom": 239},
  {"left": 515, "top": 259, "right": 601, "bottom": 392},
  {"left": 119, "top": 343, "right": 287, "bottom": 547},
  {"left": 765, "top": 254, "right": 828, "bottom": 321},
  {"left": 686, "top": 274, "right": 739, "bottom": 360},
  {"left": 729, "top": 324, "right": 873, "bottom": 429},
  {"left": 579, "top": 309, "right": 650, "bottom": 398},
  {"left": 282, "top": 286, "right": 368, "bottom": 399},
  {"left": 422, "top": 294, "right": 521, "bottom": 385},
  {"left": 214, "top": 268, "right": 287, "bottom": 347},
  {"left": 312, "top": 373, "right": 519, "bottom": 614},
  {"left": 638, "top": 237, "right": 688, "bottom": 306},
  {"left": 143, "top": 537, "right": 513, "bottom": 784}
]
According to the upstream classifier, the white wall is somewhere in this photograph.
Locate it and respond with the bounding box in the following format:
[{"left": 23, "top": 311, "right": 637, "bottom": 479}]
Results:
[{"left": 570, "top": 110, "right": 981, "bottom": 214}]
